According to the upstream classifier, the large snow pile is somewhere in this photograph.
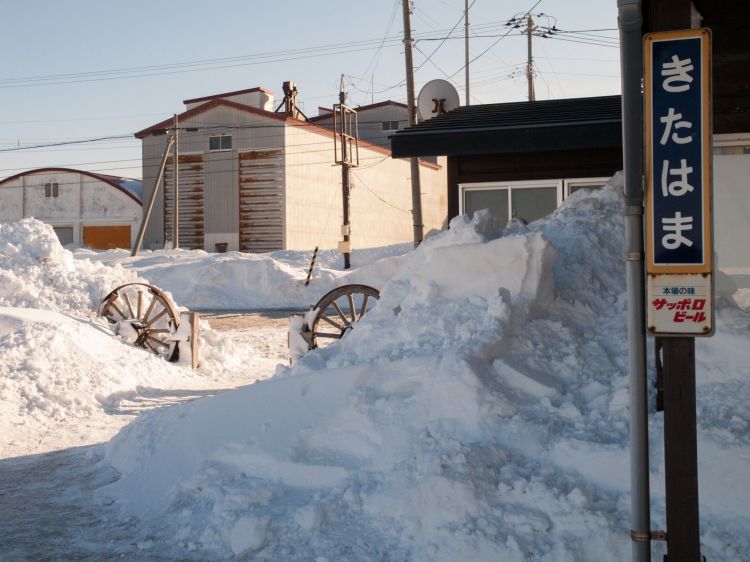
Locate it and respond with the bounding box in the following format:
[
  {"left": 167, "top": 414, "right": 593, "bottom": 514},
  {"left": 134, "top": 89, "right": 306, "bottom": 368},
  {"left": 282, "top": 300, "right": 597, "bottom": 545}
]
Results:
[
  {"left": 75, "top": 243, "right": 414, "bottom": 310},
  {"left": 96, "top": 175, "right": 750, "bottom": 560},
  {"left": 0, "top": 306, "right": 268, "bottom": 458},
  {"left": 0, "top": 220, "right": 276, "bottom": 458},
  {"left": 0, "top": 219, "right": 141, "bottom": 314}
]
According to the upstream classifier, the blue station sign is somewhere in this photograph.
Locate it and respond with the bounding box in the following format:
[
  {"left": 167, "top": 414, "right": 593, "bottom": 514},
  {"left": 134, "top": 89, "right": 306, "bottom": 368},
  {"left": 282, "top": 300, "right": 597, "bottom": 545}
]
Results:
[{"left": 645, "top": 28, "right": 712, "bottom": 274}]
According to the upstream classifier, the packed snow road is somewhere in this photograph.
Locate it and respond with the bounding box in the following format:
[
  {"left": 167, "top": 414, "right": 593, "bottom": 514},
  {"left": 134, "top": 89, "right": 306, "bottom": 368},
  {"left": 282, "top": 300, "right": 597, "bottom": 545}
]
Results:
[{"left": 0, "top": 310, "right": 290, "bottom": 561}]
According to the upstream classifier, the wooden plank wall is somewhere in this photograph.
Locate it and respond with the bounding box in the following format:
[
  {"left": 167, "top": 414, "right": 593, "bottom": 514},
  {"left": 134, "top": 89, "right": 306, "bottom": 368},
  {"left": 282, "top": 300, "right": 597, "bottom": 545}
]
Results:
[
  {"left": 238, "top": 149, "right": 284, "bottom": 252},
  {"left": 82, "top": 225, "right": 131, "bottom": 250},
  {"left": 164, "top": 153, "right": 205, "bottom": 250}
]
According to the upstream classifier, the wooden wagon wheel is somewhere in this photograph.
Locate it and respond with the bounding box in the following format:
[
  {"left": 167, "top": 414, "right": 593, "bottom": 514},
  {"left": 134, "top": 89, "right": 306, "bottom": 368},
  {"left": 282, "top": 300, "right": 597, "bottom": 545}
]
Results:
[
  {"left": 309, "top": 284, "right": 380, "bottom": 349},
  {"left": 99, "top": 282, "right": 181, "bottom": 361}
]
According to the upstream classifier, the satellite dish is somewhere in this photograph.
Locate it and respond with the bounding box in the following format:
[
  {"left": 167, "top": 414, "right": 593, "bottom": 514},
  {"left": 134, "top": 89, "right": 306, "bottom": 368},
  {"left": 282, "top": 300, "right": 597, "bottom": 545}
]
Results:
[{"left": 417, "top": 79, "right": 460, "bottom": 121}]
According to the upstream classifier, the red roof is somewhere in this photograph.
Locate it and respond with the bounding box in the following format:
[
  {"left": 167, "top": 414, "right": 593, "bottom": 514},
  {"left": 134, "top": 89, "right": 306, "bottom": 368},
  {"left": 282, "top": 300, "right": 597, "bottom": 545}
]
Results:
[
  {"left": 134, "top": 99, "right": 439, "bottom": 170},
  {"left": 183, "top": 86, "right": 273, "bottom": 105}
]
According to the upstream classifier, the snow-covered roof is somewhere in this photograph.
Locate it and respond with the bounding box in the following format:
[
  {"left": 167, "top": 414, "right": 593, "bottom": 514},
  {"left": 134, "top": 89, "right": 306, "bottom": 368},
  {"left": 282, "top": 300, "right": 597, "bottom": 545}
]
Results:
[{"left": 0, "top": 167, "right": 143, "bottom": 205}]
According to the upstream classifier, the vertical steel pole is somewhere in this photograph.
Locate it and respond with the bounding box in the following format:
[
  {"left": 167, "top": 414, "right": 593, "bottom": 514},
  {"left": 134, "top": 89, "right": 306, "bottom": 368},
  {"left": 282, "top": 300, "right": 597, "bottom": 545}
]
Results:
[
  {"left": 617, "top": 1, "right": 651, "bottom": 561},
  {"left": 464, "top": 0, "right": 470, "bottom": 106},
  {"left": 402, "top": 0, "right": 424, "bottom": 247},
  {"left": 173, "top": 113, "right": 179, "bottom": 249}
]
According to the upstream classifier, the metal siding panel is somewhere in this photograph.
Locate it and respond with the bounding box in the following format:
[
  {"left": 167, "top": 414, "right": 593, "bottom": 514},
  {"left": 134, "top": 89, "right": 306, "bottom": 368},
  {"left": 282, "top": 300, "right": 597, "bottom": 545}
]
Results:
[
  {"left": 164, "top": 153, "right": 205, "bottom": 250},
  {"left": 142, "top": 136, "right": 167, "bottom": 249},
  {"left": 205, "top": 150, "right": 239, "bottom": 237},
  {"left": 238, "top": 149, "right": 284, "bottom": 252}
]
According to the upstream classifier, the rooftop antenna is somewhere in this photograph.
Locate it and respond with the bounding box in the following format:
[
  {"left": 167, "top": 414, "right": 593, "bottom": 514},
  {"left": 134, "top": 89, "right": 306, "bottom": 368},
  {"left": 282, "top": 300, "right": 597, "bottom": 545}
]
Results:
[{"left": 275, "top": 81, "right": 310, "bottom": 121}]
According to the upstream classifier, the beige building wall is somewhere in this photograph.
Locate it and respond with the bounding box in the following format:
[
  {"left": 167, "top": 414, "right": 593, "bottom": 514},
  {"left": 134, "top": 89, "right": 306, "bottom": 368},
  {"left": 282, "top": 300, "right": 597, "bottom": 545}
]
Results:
[
  {"left": 283, "top": 123, "right": 447, "bottom": 250},
  {"left": 140, "top": 105, "right": 287, "bottom": 250}
]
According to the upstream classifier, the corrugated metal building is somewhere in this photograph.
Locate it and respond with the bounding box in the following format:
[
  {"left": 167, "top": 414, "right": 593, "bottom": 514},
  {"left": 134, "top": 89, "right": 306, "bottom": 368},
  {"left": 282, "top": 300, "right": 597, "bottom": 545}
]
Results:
[
  {"left": 135, "top": 87, "right": 446, "bottom": 253},
  {"left": 0, "top": 167, "right": 143, "bottom": 249}
]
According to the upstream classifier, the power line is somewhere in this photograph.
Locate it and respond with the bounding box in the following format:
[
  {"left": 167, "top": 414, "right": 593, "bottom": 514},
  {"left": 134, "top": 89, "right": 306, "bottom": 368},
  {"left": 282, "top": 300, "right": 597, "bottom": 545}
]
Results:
[
  {"left": 413, "top": 0, "right": 477, "bottom": 73},
  {"left": 448, "top": 0, "right": 542, "bottom": 79},
  {"left": 0, "top": 135, "right": 133, "bottom": 152},
  {"left": 352, "top": 170, "right": 411, "bottom": 214}
]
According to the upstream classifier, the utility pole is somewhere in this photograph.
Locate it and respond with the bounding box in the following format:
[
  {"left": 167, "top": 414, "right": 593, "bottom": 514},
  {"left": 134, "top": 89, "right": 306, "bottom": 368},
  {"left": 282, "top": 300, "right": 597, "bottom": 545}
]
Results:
[
  {"left": 526, "top": 14, "right": 536, "bottom": 101},
  {"left": 172, "top": 113, "right": 180, "bottom": 249},
  {"left": 132, "top": 135, "right": 175, "bottom": 256},
  {"left": 464, "top": 0, "right": 470, "bottom": 105},
  {"left": 401, "top": 0, "right": 424, "bottom": 247},
  {"left": 334, "top": 75, "right": 359, "bottom": 270}
]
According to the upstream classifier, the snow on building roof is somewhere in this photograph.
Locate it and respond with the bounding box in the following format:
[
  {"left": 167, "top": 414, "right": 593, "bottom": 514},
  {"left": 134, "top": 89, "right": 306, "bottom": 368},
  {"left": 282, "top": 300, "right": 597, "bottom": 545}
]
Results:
[{"left": 0, "top": 167, "right": 143, "bottom": 205}]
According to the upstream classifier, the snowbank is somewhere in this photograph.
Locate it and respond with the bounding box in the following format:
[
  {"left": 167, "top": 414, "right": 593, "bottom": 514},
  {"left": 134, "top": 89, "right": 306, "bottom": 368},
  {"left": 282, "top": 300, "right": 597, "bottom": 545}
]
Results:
[
  {"left": 0, "top": 306, "right": 271, "bottom": 458},
  {"left": 0, "top": 220, "right": 281, "bottom": 457},
  {"left": 74, "top": 244, "right": 414, "bottom": 310},
  {"left": 0, "top": 219, "right": 141, "bottom": 314},
  {"left": 96, "top": 175, "right": 750, "bottom": 560}
]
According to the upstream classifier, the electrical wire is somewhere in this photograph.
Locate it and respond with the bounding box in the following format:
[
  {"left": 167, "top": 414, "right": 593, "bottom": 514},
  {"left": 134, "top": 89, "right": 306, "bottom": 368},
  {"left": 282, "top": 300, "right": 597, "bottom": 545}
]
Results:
[
  {"left": 351, "top": 170, "right": 411, "bottom": 214},
  {"left": 448, "top": 0, "right": 542, "bottom": 79},
  {"left": 413, "top": 0, "right": 477, "bottom": 72}
]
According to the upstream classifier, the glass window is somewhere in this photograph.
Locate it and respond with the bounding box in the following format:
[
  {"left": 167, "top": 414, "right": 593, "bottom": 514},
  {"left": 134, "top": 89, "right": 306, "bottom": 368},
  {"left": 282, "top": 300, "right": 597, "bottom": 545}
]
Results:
[
  {"left": 569, "top": 184, "right": 600, "bottom": 194},
  {"left": 209, "top": 135, "right": 232, "bottom": 151},
  {"left": 511, "top": 187, "right": 558, "bottom": 224},
  {"left": 53, "top": 226, "right": 74, "bottom": 246},
  {"left": 464, "top": 188, "right": 509, "bottom": 226},
  {"left": 382, "top": 121, "right": 399, "bottom": 131},
  {"left": 565, "top": 177, "right": 609, "bottom": 197},
  {"left": 44, "top": 181, "right": 59, "bottom": 198}
]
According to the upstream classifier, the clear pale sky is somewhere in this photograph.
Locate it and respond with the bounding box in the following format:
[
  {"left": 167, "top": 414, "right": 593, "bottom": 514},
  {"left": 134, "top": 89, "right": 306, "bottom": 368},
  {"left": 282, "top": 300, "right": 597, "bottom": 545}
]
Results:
[{"left": 0, "top": 0, "right": 620, "bottom": 180}]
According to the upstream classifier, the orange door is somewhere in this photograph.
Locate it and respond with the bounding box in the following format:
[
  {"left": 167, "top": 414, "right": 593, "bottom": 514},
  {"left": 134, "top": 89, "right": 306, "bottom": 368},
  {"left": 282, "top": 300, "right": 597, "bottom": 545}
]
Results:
[{"left": 82, "top": 225, "right": 131, "bottom": 250}]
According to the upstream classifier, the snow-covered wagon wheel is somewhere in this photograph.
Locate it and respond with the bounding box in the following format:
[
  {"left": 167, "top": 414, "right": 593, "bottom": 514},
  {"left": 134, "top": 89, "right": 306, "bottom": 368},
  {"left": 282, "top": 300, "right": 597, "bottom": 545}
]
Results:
[
  {"left": 99, "top": 283, "right": 181, "bottom": 362},
  {"left": 309, "top": 284, "right": 380, "bottom": 349}
]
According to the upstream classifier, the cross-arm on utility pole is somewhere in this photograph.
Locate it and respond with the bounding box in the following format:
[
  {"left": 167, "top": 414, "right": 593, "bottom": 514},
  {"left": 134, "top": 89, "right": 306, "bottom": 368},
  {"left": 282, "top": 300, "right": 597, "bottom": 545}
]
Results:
[{"left": 334, "top": 75, "right": 359, "bottom": 269}]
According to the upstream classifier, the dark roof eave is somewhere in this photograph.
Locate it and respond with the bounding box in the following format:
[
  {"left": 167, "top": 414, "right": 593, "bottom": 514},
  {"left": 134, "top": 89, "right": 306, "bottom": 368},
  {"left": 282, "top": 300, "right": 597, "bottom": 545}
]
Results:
[{"left": 391, "top": 121, "right": 623, "bottom": 158}]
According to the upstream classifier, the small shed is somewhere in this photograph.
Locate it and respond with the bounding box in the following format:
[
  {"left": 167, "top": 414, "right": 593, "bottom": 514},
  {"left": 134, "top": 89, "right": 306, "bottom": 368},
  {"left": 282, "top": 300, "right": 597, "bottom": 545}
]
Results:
[
  {"left": 0, "top": 168, "right": 143, "bottom": 249},
  {"left": 391, "top": 95, "right": 623, "bottom": 225}
]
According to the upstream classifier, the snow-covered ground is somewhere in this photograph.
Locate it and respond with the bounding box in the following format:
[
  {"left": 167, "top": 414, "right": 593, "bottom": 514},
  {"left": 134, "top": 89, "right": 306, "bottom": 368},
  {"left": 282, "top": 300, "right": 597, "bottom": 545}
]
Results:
[{"left": 1, "top": 176, "right": 749, "bottom": 560}]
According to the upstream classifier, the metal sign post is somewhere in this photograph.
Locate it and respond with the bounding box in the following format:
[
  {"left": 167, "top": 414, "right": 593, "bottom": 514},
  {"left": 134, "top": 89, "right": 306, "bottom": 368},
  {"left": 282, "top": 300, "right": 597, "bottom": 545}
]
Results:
[{"left": 644, "top": 27, "right": 713, "bottom": 562}]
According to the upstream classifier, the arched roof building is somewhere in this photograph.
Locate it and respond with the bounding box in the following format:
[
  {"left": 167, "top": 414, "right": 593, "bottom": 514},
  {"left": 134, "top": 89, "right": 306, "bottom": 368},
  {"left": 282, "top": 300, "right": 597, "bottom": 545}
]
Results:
[{"left": 0, "top": 168, "right": 143, "bottom": 249}]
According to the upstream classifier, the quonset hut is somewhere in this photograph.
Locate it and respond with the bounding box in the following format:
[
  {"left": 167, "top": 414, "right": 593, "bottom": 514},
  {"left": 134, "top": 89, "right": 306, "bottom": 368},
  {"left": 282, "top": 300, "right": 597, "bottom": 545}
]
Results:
[{"left": 0, "top": 167, "right": 143, "bottom": 249}]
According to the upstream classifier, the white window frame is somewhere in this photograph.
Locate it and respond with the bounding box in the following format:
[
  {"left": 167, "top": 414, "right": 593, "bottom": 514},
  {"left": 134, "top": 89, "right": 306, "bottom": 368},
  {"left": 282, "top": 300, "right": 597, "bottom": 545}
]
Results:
[
  {"left": 208, "top": 134, "right": 232, "bottom": 152},
  {"left": 713, "top": 133, "right": 750, "bottom": 155},
  {"left": 459, "top": 180, "right": 563, "bottom": 223},
  {"left": 563, "top": 177, "right": 611, "bottom": 199}
]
